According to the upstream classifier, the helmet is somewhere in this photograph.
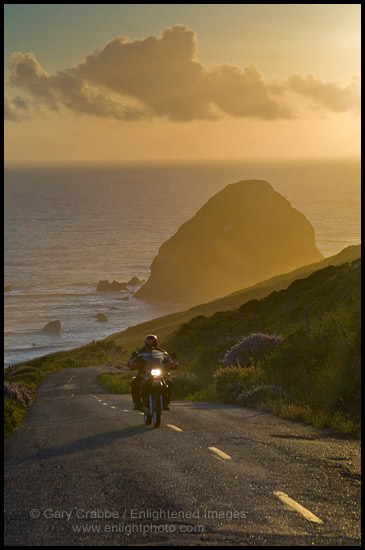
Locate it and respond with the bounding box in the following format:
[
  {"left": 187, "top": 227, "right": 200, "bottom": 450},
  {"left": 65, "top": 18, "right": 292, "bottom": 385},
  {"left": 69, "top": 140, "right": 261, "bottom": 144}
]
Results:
[{"left": 144, "top": 334, "right": 158, "bottom": 349}]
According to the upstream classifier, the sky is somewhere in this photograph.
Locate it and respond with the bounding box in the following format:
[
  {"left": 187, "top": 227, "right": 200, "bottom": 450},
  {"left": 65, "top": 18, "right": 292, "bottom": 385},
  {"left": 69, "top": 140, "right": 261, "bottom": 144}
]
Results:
[{"left": 4, "top": 4, "right": 361, "bottom": 164}]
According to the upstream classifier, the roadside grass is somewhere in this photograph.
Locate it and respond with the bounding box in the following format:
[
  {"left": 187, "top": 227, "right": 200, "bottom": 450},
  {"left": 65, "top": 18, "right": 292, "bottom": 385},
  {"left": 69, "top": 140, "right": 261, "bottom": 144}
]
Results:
[
  {"left": 4, "top": 399, "right": 27, "bottom": 440},
  {"left": 4, "top": 341, "right": 127, "bottom": 439},
  {"left": 95, "top": 364, "right": 361, "bottom": 439},
  {"left": 262, "top": 400, "right": 361, "bottom": 439},
  {"left": 97, "top": 372, "right": 134, "bottom": 394}
]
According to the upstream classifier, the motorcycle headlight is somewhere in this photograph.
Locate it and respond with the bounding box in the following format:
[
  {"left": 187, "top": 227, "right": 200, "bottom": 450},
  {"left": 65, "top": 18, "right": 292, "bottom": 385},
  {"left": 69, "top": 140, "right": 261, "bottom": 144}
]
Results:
[{"left": 151, "top": 368, "right": 161, "bottom": 376}]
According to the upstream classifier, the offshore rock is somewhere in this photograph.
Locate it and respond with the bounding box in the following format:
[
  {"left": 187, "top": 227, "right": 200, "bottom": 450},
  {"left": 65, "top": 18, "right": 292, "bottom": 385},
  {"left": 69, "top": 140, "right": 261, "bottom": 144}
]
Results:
[
  {"left": 97, "top": 280, "right": 127, "bottom": 291},
  {"left": 42, "top": 320, "right": 61, "bottom": 334},
  {"left": 127, "top": 276, "right": 144, "bottom": 286},
  {"left": 136, "top": 180, "right": 324, "bottom": 306},
  {"left": 95, "top": 313, "right": 108, "bottom": 322}
]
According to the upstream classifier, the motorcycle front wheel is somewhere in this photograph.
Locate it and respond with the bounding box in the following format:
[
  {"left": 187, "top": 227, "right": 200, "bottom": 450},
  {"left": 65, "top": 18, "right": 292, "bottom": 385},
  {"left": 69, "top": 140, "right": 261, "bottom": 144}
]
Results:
[
  {"left": 143, "top": 397, "right": 152, "bottom": 425},
  {"left": 152, "top": 391, "right": 162, "bottom": 428}
]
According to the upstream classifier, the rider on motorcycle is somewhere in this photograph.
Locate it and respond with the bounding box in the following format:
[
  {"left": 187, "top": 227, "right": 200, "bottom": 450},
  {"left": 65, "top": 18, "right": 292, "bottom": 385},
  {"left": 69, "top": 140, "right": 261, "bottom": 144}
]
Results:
[{"left": 127, "top": 334, "right": 178, "bottom": 411}]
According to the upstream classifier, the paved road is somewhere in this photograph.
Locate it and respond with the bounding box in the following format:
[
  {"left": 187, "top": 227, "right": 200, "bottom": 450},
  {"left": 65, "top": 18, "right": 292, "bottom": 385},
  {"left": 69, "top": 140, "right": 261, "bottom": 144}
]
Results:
[{"left": 4, "top": 366, "right": 361, "bottom": 546}]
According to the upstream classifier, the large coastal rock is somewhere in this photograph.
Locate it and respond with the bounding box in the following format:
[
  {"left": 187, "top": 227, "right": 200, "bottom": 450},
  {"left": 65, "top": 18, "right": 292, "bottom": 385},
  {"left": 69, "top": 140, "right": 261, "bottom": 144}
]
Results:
[{"left": 136, "top": 180, "right": 324, "bottom": 305}]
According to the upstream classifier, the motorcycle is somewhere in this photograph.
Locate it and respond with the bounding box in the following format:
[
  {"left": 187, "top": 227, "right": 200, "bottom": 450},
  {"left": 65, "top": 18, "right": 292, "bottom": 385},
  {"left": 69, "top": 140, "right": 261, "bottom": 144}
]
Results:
[{"left": 130, "top": 349, "right": 178, "bottom": 428}]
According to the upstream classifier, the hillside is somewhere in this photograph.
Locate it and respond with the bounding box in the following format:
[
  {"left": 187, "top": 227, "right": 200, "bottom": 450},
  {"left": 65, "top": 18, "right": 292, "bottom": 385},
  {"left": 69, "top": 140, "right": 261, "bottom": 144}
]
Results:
[
  {"left": 104, "top": 244, "right": 360, "bottom": 353},
  {"left": 163, "top": 255, "right": 361, "bottom": 436},
  {"left": 167, "top": 256, "right": 361, "bottom": 356},
  {"left": 136, "top": 180, "right": 323, "bottom": 305}
]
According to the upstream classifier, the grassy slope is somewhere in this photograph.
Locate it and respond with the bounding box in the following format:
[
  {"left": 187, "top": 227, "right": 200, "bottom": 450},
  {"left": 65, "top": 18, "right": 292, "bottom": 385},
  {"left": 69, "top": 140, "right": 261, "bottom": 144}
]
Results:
[
  {"left": 167, "top": 258, "right": 361, "bottom": 355},
  {"left": 104, "top": 244, "right": 361, "bottom": 354},
  {"left": 164, "top": 256, "right": 361, "bottom": 436}
]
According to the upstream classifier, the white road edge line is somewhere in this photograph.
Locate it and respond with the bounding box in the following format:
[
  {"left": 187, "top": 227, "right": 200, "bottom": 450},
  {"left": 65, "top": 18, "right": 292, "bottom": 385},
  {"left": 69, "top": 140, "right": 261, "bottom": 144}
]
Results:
[
  {"left": 209, "top": 446, "right": 232, "bottom": 460},
  {"left": 273, "top": 491, "right": 323, "bottom": 524},
  {"left": 166, "top": 424, "right": 183, "bottom": 432}
]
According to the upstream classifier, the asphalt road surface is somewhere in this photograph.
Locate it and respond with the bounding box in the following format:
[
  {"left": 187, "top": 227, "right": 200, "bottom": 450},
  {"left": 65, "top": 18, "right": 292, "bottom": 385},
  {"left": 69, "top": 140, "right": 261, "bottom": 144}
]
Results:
[{"left": 4, "top": 366, "right": 361, "bottom": 546}]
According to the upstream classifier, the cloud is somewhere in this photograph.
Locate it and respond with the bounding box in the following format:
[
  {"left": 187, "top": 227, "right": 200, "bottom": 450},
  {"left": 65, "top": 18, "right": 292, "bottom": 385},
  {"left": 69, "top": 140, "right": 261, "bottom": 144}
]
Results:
[
  {"left": 204, "top": 64, "right": 292, "bottom": 119},
  {"left": 73, "top": 25, "right": 291, "bottom": 121},
  {"left": 7, "top": 51, "right": 150, "bottom": 120},
  {"left": 4, "top": 91, "right": 31, "bottom": 121},
  {"left": 287, "top": 73, "right": 361, "bottom": 114},
  {"left": 5, "top": 25, "right": 361, "bottom": 123}
]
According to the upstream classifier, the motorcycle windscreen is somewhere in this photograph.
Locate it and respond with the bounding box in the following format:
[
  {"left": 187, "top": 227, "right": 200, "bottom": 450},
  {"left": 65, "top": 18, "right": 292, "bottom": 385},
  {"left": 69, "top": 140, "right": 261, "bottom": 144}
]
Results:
[{"left": 140, "top": 350, "right": 166, "bottom": 366}]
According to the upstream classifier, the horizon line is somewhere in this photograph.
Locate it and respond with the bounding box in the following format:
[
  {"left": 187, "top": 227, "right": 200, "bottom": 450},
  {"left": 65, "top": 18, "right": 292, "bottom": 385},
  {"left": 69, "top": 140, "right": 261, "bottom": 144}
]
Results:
[{"left": 4, "top": 155, "right": 361, "bottom": 170}]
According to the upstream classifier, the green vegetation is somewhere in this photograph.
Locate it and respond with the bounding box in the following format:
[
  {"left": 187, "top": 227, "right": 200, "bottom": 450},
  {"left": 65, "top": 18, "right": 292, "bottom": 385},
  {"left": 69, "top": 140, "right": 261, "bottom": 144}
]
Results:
[
  {"left": 163, "top": 258, "right": 361, "bottom": 437},
  {"left": 98, "top": 256, "right": 361, "bottom": 438},
  {"left": 4, "top": 246, "right": 361, "bottom": 440},
  {"left": 97, "top": 370, "right": 134, "bottom": 394}
]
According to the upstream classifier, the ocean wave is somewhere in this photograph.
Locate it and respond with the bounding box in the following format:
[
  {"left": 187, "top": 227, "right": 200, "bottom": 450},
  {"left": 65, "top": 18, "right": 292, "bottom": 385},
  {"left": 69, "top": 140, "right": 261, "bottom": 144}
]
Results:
[
  {"left": 4, "top": 329, "right": 43, "bottom": 336},
  {"left": 4, "top": 288, "right": 135, "bottom": 299},
  {"left": 4, "top": 344, "right": 54, "bottom": 353},
  {"left": 4, "top": 292, "right": 96, "bottom": 299}
]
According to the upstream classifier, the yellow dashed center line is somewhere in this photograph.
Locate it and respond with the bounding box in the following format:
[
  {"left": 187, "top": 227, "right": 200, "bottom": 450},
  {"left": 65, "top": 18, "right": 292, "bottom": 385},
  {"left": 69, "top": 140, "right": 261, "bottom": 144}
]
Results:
[
  {"left": 166, "top": 424, "right": 183, "bottom": 432},
  {"left": 273, "top": 491, "right": 323, "bottom": 524},
  {"left": 209, "top": 447, "right": 232, "bottom": 460}
]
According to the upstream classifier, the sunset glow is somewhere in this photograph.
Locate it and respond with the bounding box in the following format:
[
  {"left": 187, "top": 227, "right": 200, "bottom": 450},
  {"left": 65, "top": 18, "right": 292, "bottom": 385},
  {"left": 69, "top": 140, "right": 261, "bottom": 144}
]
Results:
[{"left": 4, "top": 4, "right": 361, "bottom": 164}]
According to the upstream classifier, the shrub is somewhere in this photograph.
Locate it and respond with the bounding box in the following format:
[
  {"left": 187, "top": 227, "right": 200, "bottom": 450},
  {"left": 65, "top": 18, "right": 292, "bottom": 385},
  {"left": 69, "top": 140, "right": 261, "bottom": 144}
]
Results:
[
  {"left": 4, "top": 381, "right": 33, "bottom": 407},
  {"left": 185, "top": 383, "right": 216, "bottom": 402},
  {"left": 233, "top": 384, "right": 285, "bottom": 407},
  {"left": 9, "top": 370, "right": 46, "bottom": 389},
  {"left": 4, "top": 399, "right": 26, "bottom": 439},
  {"left": 4, "top": 381, "right": 34, "bottom": 439},
  {"left": 167, "top": 371, "right": 202, "bottom": 400},
  {"left": 222, "top": 332, "right": 283, "bottom": 368},
  {"left": 188, "top": 346, "right": 221, "bottom": 379},
  {"left": 213, "top": 365, "right": 266, "bottom": 404}
]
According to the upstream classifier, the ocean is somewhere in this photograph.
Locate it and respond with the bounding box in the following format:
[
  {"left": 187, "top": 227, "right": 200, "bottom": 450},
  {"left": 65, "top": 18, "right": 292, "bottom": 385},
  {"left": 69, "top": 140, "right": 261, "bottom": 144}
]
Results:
[{"left": 4, "top": 159, "right": 361, "bottom": 367}]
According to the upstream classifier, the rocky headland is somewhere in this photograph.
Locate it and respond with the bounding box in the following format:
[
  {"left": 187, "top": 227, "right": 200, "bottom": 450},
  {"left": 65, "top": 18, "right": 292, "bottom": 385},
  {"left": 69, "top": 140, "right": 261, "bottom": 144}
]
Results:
[{"left": 135, "top": 180, "right": 324, "bottom": 305}]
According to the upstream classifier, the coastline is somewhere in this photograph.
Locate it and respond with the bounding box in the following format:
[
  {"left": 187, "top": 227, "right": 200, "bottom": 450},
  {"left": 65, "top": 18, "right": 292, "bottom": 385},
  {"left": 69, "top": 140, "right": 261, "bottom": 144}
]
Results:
[{"left": 6, "top": 243, "right": 361, "bottom": 369}]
